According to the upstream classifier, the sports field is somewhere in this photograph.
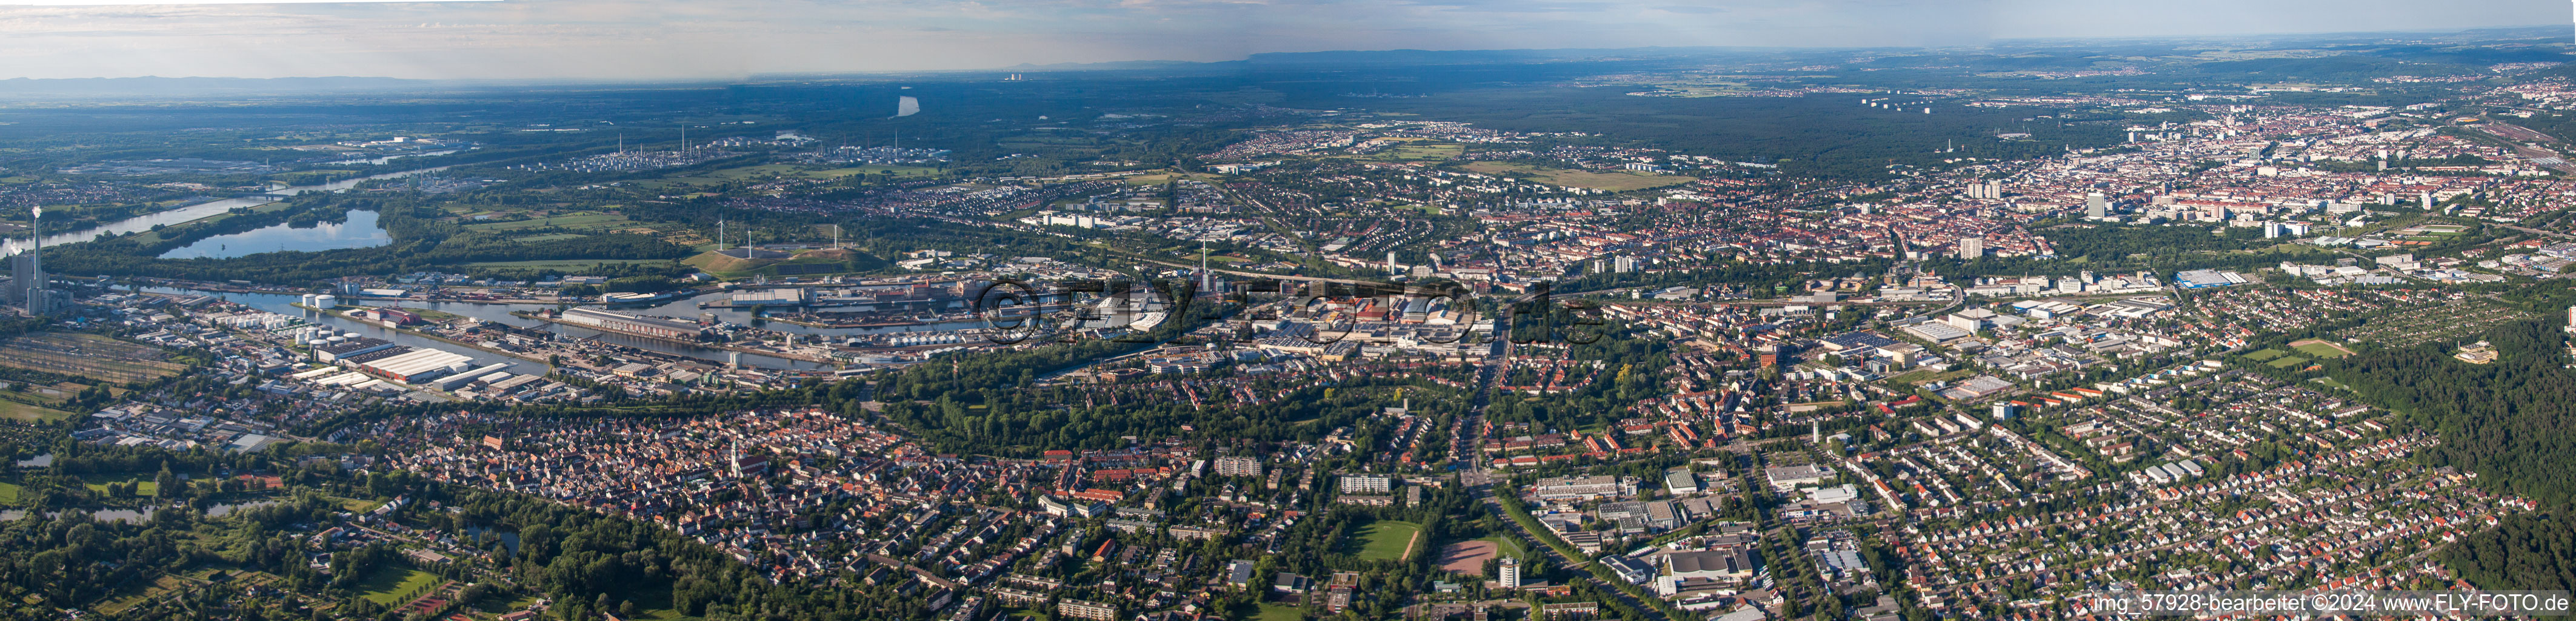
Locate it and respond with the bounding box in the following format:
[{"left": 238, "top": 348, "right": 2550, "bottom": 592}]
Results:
[
  {"left": 2289, "top": 338, "right": 2354, "bottom": 358},
  {"left": 1347, "top": 520, "right": 1422, "bottom": 561}
]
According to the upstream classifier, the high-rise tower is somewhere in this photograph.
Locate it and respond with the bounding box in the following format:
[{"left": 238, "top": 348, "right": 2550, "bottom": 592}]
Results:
[{"left": 11, "top": 207, "right": 47, "bottom": 315}]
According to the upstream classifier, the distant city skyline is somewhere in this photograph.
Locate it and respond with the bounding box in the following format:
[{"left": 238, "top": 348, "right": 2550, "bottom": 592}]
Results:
[{"left": 0, "top": 0, "right": 2563, "bottom": 81}]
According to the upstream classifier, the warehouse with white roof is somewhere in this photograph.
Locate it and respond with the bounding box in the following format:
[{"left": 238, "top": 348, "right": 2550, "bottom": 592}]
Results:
[{"left": 354, "top": 348, "right": 476, "bottom": 383}]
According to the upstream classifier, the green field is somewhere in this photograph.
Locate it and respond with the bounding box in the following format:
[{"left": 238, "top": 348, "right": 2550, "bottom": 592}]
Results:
[
  {"left": 1256, "top": 603, "right": 1304, "bottom": 621},
  {"left": 1459, "top": 161, "right": 1692, "bottom": 192},
  {"left": 0, "top": 481, "right": 19, "bottom": 505},
  {"left": 79, "top": 473, "right": 158, "bottom": 497},
  {"left": 800, "top": 165, "right": 943, "bottom": 179},
  {"left": 2266, "top": 355, "right": 2311, "bottom": 369},
  {"left": 461, "top": 213, "right": 630, "bottom": 232},
  {"left": 1349, "top": 520, "right": 1422, "bottom": 562},
  {"left": 1478, "top": 535, "right": 1533, "bottom": 562},
  {"left": 2290, "top": 339, "right": 2354, "bottom": 358},
  {"left": 0, "top": 399, "right": 75, "bottom": 423},
  {"left": 355, "top": 565, "right": 442, "bottom": 606},
  {"left": 2244, "top": 348, "right": 2287, "bottom": 361},
  {"left": 1371, "top": 142, "right": 1463, "bottom": 161},
  {"left": 463, "top": 258, "right": 678, "bottom": 269},
  {"left": 508, "top": 233, "right": 593, "bottom": 242}
]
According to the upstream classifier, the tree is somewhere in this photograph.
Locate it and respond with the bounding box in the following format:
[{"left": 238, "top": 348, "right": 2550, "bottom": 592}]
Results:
[{"left": 155, "top": 461, "right": 175, "bottom": 498}]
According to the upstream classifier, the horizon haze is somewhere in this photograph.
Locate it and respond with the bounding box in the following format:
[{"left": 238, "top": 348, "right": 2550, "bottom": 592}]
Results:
[{"left": 0, "top": 0, "right": 2566, "bottom": 81}]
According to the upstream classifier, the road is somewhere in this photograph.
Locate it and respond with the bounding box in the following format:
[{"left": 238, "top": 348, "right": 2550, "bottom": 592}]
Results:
[
  {"left": 2500, "top": 223, "right": 2574, "bottom": 241},
  {"left": 1447, "top": 307, "right": 1677, "bottom": 621}
]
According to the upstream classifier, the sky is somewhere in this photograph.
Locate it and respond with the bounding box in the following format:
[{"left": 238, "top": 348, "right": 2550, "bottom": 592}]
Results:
[{"left": 0, "top": 0, "right": 2564, "bottom": 81}]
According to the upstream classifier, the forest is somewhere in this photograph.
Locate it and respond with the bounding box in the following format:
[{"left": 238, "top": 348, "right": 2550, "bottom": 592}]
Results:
[{"left": 2332, "top": 318, "right": 2576, "bottom": 592}]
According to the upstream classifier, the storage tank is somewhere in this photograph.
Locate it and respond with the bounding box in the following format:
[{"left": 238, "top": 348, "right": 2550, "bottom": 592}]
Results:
[
  {"left": 342, "top": 332, "right": 362, "bottom": 338},
  {"left": 313, "top": 294, "right": 338, "bottom": 309},
  {"left": 327, "top": 335, "right": 348, "bottom": 344},
  {"left": 299, "top": 294, "right": 316, "bottom": 307},
  {"left": 307, "top": 339, "right": 329, "bottom": 347}
]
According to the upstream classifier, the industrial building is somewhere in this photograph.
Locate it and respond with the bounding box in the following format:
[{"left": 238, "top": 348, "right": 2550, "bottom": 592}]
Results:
[
  {"left": 314, "top": 337, "right": 399, "bottom": 362},
  {"left": 730, "top": 287, "right": 811, "bottom": 306},
  {"left": 559, "top": 307, "right": 707, "bottom": 340},
  {"left": 430, "top": 363, "right": 518, "bottom": 390},
  {"left": 353, "top": 307, "right": 421, "bottom": 325},
  {"left": 349, "top": 347, "right": 477, "bottom": 383},
  {"left": 2172, "top": 269, "right": 2250, "bottom": 289}
]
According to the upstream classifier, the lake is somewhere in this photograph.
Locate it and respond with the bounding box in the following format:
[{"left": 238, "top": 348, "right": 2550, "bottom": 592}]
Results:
[
  {"left": 157, "top": 209, "right": 392, "bottom": 259},
  {"left": 9, "top": 164, "right": 449, "bottom": 252}
]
